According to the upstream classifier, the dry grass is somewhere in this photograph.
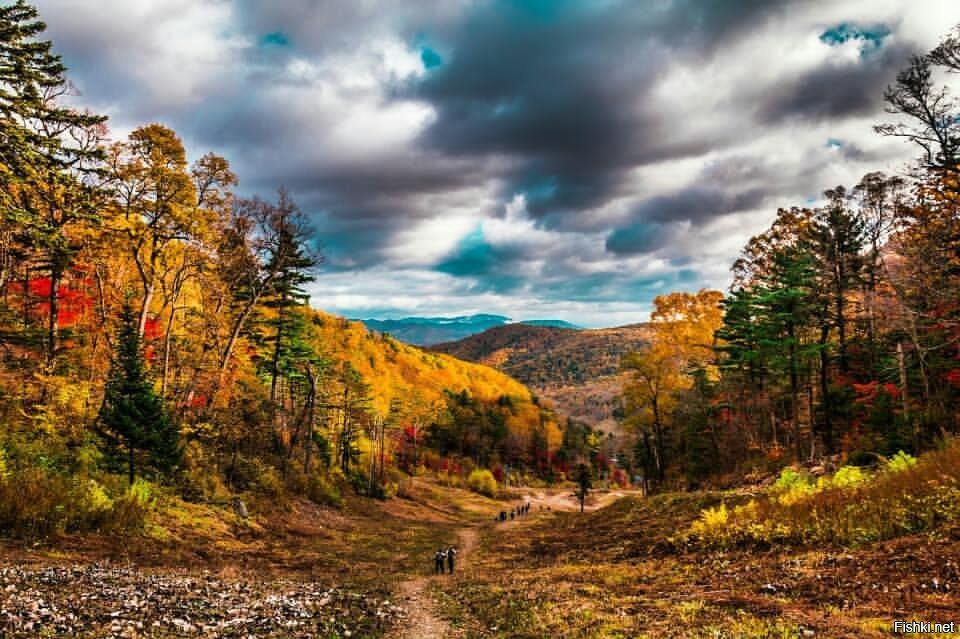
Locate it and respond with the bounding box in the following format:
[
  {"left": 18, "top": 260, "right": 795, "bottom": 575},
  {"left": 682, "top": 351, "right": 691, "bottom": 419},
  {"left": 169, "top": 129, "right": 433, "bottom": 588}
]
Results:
[
  {"left": 432, "top": 487, "right": 960, "bottom": 638},
  {"left": 682, "top": 443, "right": 960, "bottom": 549}
]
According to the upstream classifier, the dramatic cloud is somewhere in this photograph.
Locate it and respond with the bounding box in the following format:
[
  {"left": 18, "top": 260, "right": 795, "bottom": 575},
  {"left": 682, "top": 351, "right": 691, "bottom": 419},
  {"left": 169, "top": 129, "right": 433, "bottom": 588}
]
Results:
[{"left": 33, "top": 0, "right": 960, "bottom": 327}]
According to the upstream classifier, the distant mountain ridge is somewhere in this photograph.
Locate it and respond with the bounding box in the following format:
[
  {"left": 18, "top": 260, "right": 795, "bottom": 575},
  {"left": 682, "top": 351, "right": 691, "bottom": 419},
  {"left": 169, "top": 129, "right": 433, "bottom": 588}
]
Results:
[
  {"left": 431, "top": 322, "right": 651, "bottom": 432},
  {"left": 356, "top": 314, "right": 583, "bottom": 346}
]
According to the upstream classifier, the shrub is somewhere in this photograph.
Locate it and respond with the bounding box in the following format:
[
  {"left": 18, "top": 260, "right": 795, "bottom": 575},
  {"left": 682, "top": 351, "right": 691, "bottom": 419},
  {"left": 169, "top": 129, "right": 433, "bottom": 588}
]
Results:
[
  {"left": 468, "top": 469, "right": 498, "bottom": 497},
  {"left": 886, "top": 450, "right": 917, "bottom": 474},
  {"left": 104, "top": 479, "right": 155, "bottom": 534},
  {"left": 771, "top": 467, "right": 814, "bottom": 506},
  {"left": 679, "top": 440, "right": 960, "bottom": 550},
  {"left": 306, "top": 474, "right": 342, "bottom": 508},
  {"left": 827, "top": 465, "right": 867, "bottom": 488},
  {"left": 0, "top": 470, "right": 154, "bottom": 539}
]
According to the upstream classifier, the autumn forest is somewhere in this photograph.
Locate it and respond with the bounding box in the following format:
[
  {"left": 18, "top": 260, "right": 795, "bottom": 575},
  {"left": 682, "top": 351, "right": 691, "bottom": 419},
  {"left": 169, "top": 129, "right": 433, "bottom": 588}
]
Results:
[{"left": 3, "top": 2, "right": 960, "bottom": 637}]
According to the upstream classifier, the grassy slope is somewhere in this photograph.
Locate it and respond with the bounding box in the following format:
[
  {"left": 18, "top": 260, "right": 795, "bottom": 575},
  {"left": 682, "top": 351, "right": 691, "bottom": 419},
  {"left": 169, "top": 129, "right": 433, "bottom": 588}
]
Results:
[
  {"left": 4, "top": 477, "right": 960, "bottom": 637},
  {"left": 2, "top": 477, "right": 502, "bottom": 582},
  {"left": 434, "top": 492, "right": 960, "bottom": 638}
]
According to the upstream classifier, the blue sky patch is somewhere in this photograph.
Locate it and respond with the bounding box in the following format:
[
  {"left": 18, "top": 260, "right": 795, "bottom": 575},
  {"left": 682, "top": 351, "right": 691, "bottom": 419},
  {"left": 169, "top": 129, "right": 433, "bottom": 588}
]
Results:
[
  {"left": 260, "top": 31, "right": 291, "bottom": 48},
  {"left": 436, "top": 226, "right": 495, "bottom": 277},
  {"left": 421, "top": 46, "right": 443, "bottom": 70},
  {"left": 819, "top": 23, "right": 890, "bottom": 55}
]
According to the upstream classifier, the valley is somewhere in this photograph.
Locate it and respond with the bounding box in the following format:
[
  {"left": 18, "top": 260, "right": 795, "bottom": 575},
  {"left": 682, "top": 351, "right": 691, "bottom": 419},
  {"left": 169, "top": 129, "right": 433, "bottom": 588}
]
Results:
[
  {"left": 2, "top": 476, "right": 956, "bottom": 638},
  {"left": 3, "top": 3, "right": 960, "bottom": 638},
  {"left": 433, "top": 323, "right": 651, "bottom": 433}
]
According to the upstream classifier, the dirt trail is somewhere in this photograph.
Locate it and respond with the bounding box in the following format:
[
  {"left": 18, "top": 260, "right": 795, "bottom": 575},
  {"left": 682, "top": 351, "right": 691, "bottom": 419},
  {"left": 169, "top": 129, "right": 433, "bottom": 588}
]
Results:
[
  {"left": 391, "top": 490, "right": 633, "bottom": 636},
  {"left": 392, "top": 577, "right": 450, "bottom": 639},
  {"left": 522, "top": 488, "right": 636, "bottom": 512},
  {"left": 390, "top": 526, "right": 478, "bottom": 639}
]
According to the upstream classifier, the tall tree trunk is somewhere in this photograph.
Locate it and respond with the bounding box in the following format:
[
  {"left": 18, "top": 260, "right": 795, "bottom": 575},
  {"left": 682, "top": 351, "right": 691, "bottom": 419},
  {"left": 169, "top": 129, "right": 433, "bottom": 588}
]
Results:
[
  {"left": 46, "top": 267, "right": 61, "bottom": 369},
  {"left": 787, "top": 321, "right": 801, "bottom": 460},
  {"left": 835, "top": 263, "right": 848, "bottom": 373},
  {"left": 161, "top": 306, "right": 179, "bottom": 398},
  {"left": 897, "top": 341, "right": 915, "bottom": 450},
  {"left": 819, "top": 324, "right": 834, "bottom": 454},
  {"left": 138, "top": 282, "right": 154, "bottom": 338},
  {"left": 651, "top": 393, "right": 665, "bottom": 482},
  {"left": 128, "top": 440, "right": 135, "bottom": 486},
  {"left": 219, "top": 298, "right": 259, "bottom": 372},
  {"left": 304, "top": 367, "right": 316, "bottom": 474}
]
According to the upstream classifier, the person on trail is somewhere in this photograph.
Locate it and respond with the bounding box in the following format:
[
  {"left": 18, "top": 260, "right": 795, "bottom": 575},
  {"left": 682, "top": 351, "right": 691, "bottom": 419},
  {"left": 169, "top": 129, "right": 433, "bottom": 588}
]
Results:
[
  {"left": 434, "top": 548, "right": 446, "bottom": 575},
  {"left": 510, "top": 510, "right": 515, "bottom": 520},
  {"left": 447, "top": 546, "right": 457, "bottom": 574}
]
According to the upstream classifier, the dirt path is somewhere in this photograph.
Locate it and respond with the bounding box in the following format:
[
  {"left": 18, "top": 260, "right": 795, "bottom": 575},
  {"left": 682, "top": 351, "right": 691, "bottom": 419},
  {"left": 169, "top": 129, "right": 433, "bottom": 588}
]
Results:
[
  {"left": 521, "top": 488, "right": 637, "bottom": 512},
  {"left": 390, "top": 526, "right": 478, "bottom": 639},
  {"left": 391, "top": 490, "right": 633, "bottom": 636},
  {"left": 392, "top": 577, "right": 450, "bottom": 639}
]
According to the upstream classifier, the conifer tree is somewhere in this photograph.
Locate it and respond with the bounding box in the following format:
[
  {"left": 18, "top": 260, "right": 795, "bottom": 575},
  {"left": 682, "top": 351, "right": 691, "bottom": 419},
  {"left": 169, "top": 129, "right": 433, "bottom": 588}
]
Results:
[
  {"left": 0, "top": 1, "right": 107, "bottom": 364},
  {"left": 99, "top": 303, "right": 180, "bottom": 484}
]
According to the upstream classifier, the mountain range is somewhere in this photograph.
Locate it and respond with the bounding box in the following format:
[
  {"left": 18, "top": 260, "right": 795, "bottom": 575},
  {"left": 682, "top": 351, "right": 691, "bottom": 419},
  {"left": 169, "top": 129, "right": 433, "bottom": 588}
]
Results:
[{"left": 356, "top": 314, "right": 582, "bottom": 346}]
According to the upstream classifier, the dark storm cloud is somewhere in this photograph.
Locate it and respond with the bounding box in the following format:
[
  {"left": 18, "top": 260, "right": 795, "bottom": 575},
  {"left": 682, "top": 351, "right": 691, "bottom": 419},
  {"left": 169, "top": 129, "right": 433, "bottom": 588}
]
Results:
[
  {"left": 29, "top": 0, "right": 960, "bottom": 325},
  {"left": 758, "top": 41, "right": 918, "bottom": 123},
  {"left": 411, "top": 0, "right": 794, "bottom": 219},
  {"left": 605, "top": 185, "right": 768, "bottom": 256}
]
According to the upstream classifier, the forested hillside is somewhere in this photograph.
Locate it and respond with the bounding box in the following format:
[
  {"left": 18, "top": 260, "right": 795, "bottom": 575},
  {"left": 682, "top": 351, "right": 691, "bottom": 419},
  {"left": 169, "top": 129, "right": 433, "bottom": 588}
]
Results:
[
  {"left": 433, "top": 323, "right": 650, "bottom": 433},
  {"left": 618, "top": 32, "right": 960, "bottom": 490}
]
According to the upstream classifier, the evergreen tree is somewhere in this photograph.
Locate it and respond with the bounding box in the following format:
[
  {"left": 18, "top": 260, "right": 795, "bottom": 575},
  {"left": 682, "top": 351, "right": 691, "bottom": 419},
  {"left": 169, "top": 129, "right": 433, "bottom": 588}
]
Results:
[
  {"left": 0, "top": 1, "right": 105, "bottom": 175},
  {"left": 99, "top": 303, "right": 180, "bottom": 484},
  {"left": 0, "top": 1, "right": 107, "bottom": 364}
]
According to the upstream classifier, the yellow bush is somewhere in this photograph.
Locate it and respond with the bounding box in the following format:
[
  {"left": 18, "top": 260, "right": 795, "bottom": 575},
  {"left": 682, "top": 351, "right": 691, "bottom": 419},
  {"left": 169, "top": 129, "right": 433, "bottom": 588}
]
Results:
[
  {"left": 690, "top": 503, "right": 728, "bottom": 538},
  {"left": 468, "top": 469, "right": 498, "bottom": 497}
]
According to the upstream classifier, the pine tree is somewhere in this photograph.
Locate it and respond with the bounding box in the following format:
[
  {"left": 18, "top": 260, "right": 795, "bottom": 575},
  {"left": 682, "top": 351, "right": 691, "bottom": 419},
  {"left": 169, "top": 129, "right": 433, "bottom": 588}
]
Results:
[
  {"left": 99, "top": 303, "right": 180, "bottom": 484},
  {"left": 0, "top": 1, "right": 107, "bottom": 364}
]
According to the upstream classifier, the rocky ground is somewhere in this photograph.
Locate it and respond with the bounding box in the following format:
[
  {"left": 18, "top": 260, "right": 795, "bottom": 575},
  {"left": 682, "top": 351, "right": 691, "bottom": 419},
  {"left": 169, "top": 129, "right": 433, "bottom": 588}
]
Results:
[{"left": 0, "top": 564, "right": 404, "bottom": 638}]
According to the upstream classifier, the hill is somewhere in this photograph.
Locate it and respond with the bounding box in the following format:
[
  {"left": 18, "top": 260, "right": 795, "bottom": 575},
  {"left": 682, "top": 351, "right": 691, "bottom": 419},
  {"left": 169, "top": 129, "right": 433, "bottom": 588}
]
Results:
[
  {"left": 432, "top": 323, "right": 651, "bottom": 432},
  {"left": 309, "top": 311, "right": 538, "bottom": 412}
]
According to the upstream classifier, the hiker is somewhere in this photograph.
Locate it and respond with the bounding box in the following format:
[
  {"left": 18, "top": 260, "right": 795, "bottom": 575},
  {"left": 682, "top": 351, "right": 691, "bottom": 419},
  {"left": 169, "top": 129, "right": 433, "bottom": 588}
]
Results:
[
  {"left": 510, "top": 510, "right": 515, "bottom": 520},
  {"left": 447, "top": 546, "right": 457, "bottom": 574},
  {"left": 434, "top": 548, "right": 446, "bottom": 574},
  {"left": 500, "top": 510, "right": 507, "bottom": 522}
]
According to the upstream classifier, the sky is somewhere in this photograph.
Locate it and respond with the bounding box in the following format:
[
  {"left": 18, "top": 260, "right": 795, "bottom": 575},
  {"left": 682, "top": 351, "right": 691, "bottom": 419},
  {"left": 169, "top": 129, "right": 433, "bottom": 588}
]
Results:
[{"left": 34, "top": 0, "right": 960, "bottom": 328}]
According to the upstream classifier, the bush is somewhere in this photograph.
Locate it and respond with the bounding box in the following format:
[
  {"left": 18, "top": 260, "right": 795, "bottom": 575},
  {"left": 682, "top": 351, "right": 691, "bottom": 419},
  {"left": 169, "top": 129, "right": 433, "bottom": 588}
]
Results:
[
  {"left": 103, "top": 479, "right": 155, "bottom": 534},
  {"left": 886, "top": 450, "right": 917, "bottom": 474},
  {"left": 306, "top": 474, "right": 342, "bottom": 507},
  {"left": 468, "top": 469, "right": 498, "bottom": 497},
  {"left": 0, "top": 470, "right": 154, "bottom": 539},
  {"left": 828, "top": 465, "right": 867, "bottom": 488},
  {"left": 679, "top": 440, "right": 960, "bottom": 550}
]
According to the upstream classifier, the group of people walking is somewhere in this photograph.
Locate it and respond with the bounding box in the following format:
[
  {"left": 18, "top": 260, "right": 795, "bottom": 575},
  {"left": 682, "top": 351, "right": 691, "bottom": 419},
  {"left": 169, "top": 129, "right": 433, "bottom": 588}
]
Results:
[
  {"left": 433, "top": 547, "right": 457, "bottom": 574},
  {"left": 431, "top": 502, "right": 534, "bottom": 574},
  {"left": 497, "top": 502, "right": 531, "bottom": 522}
]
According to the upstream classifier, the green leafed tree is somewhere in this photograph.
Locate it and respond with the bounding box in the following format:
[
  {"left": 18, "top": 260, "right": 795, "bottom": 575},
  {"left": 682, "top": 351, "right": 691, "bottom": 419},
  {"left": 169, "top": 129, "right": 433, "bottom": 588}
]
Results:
[{"left": 99, "top": 302, "right": 180, "bottom": 484}]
